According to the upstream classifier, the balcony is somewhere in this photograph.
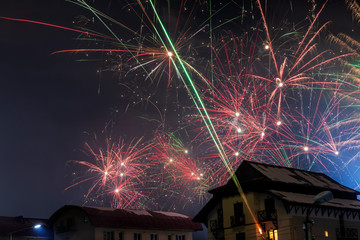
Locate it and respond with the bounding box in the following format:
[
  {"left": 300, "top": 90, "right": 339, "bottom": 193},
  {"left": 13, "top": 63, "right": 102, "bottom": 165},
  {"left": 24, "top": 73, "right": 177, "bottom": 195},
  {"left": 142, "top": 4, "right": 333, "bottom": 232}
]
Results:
[
  {"left": 258, "top": 210, "right": 277, "bottom": 222},
  {"left": 336, "top": 228, "right": 358, "bottom": 240},
  {"left": 209, "top": 220, "right": 224, "bottom": 240},
  {"left": 257, "top": 210, "right": 278, "bottom": 229}
]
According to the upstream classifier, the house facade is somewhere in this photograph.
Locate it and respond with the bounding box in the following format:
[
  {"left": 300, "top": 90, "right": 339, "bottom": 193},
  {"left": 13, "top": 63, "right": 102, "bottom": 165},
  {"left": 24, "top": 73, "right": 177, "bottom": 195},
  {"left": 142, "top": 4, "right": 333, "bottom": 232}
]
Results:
[
  {"left": 48, "top": 205, "right": 202, "bottom": 240},
  {"left": 193, "top": 161, "right": 360, "bottom": 240}
]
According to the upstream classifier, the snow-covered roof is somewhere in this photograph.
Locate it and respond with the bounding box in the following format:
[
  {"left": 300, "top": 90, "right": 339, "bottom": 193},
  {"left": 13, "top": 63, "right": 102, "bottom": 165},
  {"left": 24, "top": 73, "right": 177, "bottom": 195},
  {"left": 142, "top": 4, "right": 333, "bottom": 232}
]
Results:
[
  {"left": 49, "top": 205, "right": 202, "bottom": 231},
  {"left": 247, "top": 161, "right": 356, "bottom": 193},
  {"left": 269, "top": 190, "right": 360, "bottom": 210}
]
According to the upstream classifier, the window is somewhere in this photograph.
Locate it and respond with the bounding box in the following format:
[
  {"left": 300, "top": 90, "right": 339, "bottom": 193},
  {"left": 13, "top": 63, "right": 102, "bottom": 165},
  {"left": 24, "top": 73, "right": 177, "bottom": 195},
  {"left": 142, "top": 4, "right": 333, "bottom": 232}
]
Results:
[
  {"left": 150, "top": 233, "right": 158, "bottom": 240},
  {"left": 265, "top": 198, "right": 275, "bottom": 219},
  {"left": 234, "top": 202, "right": 245, "bottom": 225},
  {"left": 217, "top": 208, "right": 223, "bottom": 228},
  {"left": 119, "top": 232, "right": 123, "bottom": 240},
  {"left": 134, "top": 233, "right": 141, "bottom": 240},
  {"left": 104, "top": 231, "right": 114, "bottom": 240},
  {"left": 324, "top": 230, "right": 329, "bottom": 237},
  {"left": 268, "top": 229, "right": 278, "bottom": 240},
  {"left": 176, "top": 234, "right": 185, "bottom": 240},
  {"left": 236, "top": 232, "right": 245, "bottom": 240},
  {"left": 265, "top": 198, "right": 275, "bottom": 212},
  {"left": 66, "top": 217, "right": 75, "bottom": 229}
]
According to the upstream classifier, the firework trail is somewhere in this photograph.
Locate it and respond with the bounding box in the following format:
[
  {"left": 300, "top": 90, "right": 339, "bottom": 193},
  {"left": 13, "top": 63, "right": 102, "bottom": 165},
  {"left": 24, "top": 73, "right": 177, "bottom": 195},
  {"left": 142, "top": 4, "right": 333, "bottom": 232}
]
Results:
[
  {"left": 3, "top": 0, "right": 360, "bottom": 216},
  {"left": 59, "top": 0, "right": 360, "bottom": 210}
]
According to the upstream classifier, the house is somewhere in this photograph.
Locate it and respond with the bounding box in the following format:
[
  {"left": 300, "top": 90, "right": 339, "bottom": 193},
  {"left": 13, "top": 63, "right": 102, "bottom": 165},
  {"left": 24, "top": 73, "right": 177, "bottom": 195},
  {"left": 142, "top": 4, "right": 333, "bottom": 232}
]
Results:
[
  {"left": 193, "top": 160, "right": 360, "bottom": 240},
  {"left": 48, "top": 205, "right": 202, "bottom": 240},
  {"left": 0, "top": 216, "right": 52, "bottom": 240}
]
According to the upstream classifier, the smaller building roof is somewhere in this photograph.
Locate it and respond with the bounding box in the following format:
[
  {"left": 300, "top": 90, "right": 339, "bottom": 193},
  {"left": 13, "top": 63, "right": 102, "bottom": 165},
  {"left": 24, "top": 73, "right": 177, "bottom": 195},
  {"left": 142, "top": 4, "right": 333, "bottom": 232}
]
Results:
[{"left": 50, "top": 205, "right": 203, "bottom": 231}]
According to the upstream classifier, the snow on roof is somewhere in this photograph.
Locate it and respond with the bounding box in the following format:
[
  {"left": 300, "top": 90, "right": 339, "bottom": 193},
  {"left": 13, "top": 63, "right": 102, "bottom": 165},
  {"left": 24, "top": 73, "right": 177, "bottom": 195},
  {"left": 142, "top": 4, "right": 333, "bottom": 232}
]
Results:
[
  {"left": 269, "top": 190, "right": 360, "bottom": 210},
  {"left": 249, "top": 162, "right": 354, "bottom": 193},
  {"left": 50, "top": 205, "right": 203, "bottom": 231},
  {"left": 125, "top": 209, "right": 153, "bottom": 216},
  {"left": 154, "top": 211, "right": 188, "bottom": 218}
]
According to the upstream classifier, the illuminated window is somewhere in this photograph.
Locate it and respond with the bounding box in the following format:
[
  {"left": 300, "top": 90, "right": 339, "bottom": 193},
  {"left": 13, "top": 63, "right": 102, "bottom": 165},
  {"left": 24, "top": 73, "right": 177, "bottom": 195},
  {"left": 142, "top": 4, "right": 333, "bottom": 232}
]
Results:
[
  {"left": 268, "top": 229, "right": 278, "bottom": 240},
  {"left": 324, "top": 230, "right": 329, "bottom": 237}
]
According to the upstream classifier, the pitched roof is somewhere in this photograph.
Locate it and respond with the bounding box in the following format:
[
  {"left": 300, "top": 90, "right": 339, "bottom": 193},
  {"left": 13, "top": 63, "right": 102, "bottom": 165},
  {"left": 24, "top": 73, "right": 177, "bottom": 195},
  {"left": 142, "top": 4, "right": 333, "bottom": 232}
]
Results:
[
  {"left": 230, "top": 161, "right": 359, "bottom": 195},
  {"left": 269, "top": 190, "right": 360, "bottom": 210},
  {"left": 194, "top": 161, "right": 360, "bottom": 223},
  {"left": 49, "top": 205, "right": 202, "bottom": 231}
]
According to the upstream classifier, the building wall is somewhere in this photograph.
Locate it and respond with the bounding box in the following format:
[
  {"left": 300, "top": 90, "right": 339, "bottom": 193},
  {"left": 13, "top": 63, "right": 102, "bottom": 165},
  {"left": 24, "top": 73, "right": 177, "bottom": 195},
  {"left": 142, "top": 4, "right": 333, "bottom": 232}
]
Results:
[
  {"left": 289, "top": 209, "right": 360, "bottom": 240},
  {"left": 52, "top": 208, "right": 195, "bottom": 240},
  {"left": 205, "top": 191, "right": 360, "bottom": 240},
  {"left": 206, "top": 200, "right": 222, "bottom": 240},
  {"left": 52, "top": 208, "right": 94, "bottom": 240},
  {"left": 95, "top": 228, "right": 193, "bottom": 240}
]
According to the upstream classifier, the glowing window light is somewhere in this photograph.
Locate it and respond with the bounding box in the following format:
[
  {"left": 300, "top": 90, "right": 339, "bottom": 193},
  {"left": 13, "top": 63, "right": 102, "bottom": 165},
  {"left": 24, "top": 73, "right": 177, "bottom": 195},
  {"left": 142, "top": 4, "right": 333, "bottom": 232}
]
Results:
[
  {"left": 268, "top": 229, "right": 278, "bottom": 240},
  {"left": 324, "top": 230, "right": 329, "bottom": 237}
]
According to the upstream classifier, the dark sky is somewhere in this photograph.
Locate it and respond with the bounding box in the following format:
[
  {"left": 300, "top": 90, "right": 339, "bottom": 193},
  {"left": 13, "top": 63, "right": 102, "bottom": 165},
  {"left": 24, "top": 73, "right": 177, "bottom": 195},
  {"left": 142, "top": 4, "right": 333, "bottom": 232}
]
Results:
[
  {"left": 0, "top": 0, "right": 113, "bottom": 218},
  {"left": 0, "top": 0, "right": 357, "bottom": 222}
]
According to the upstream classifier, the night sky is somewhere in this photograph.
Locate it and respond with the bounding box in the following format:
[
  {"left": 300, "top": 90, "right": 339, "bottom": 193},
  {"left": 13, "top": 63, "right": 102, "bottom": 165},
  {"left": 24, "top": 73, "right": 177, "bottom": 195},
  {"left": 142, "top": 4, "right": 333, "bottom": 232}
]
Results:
[
  {"left": 0, "top": 0, "right": 359, "bottom": 222},
  {"left": 0, "top": 0, "right": 112, "bottom": 218}
]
